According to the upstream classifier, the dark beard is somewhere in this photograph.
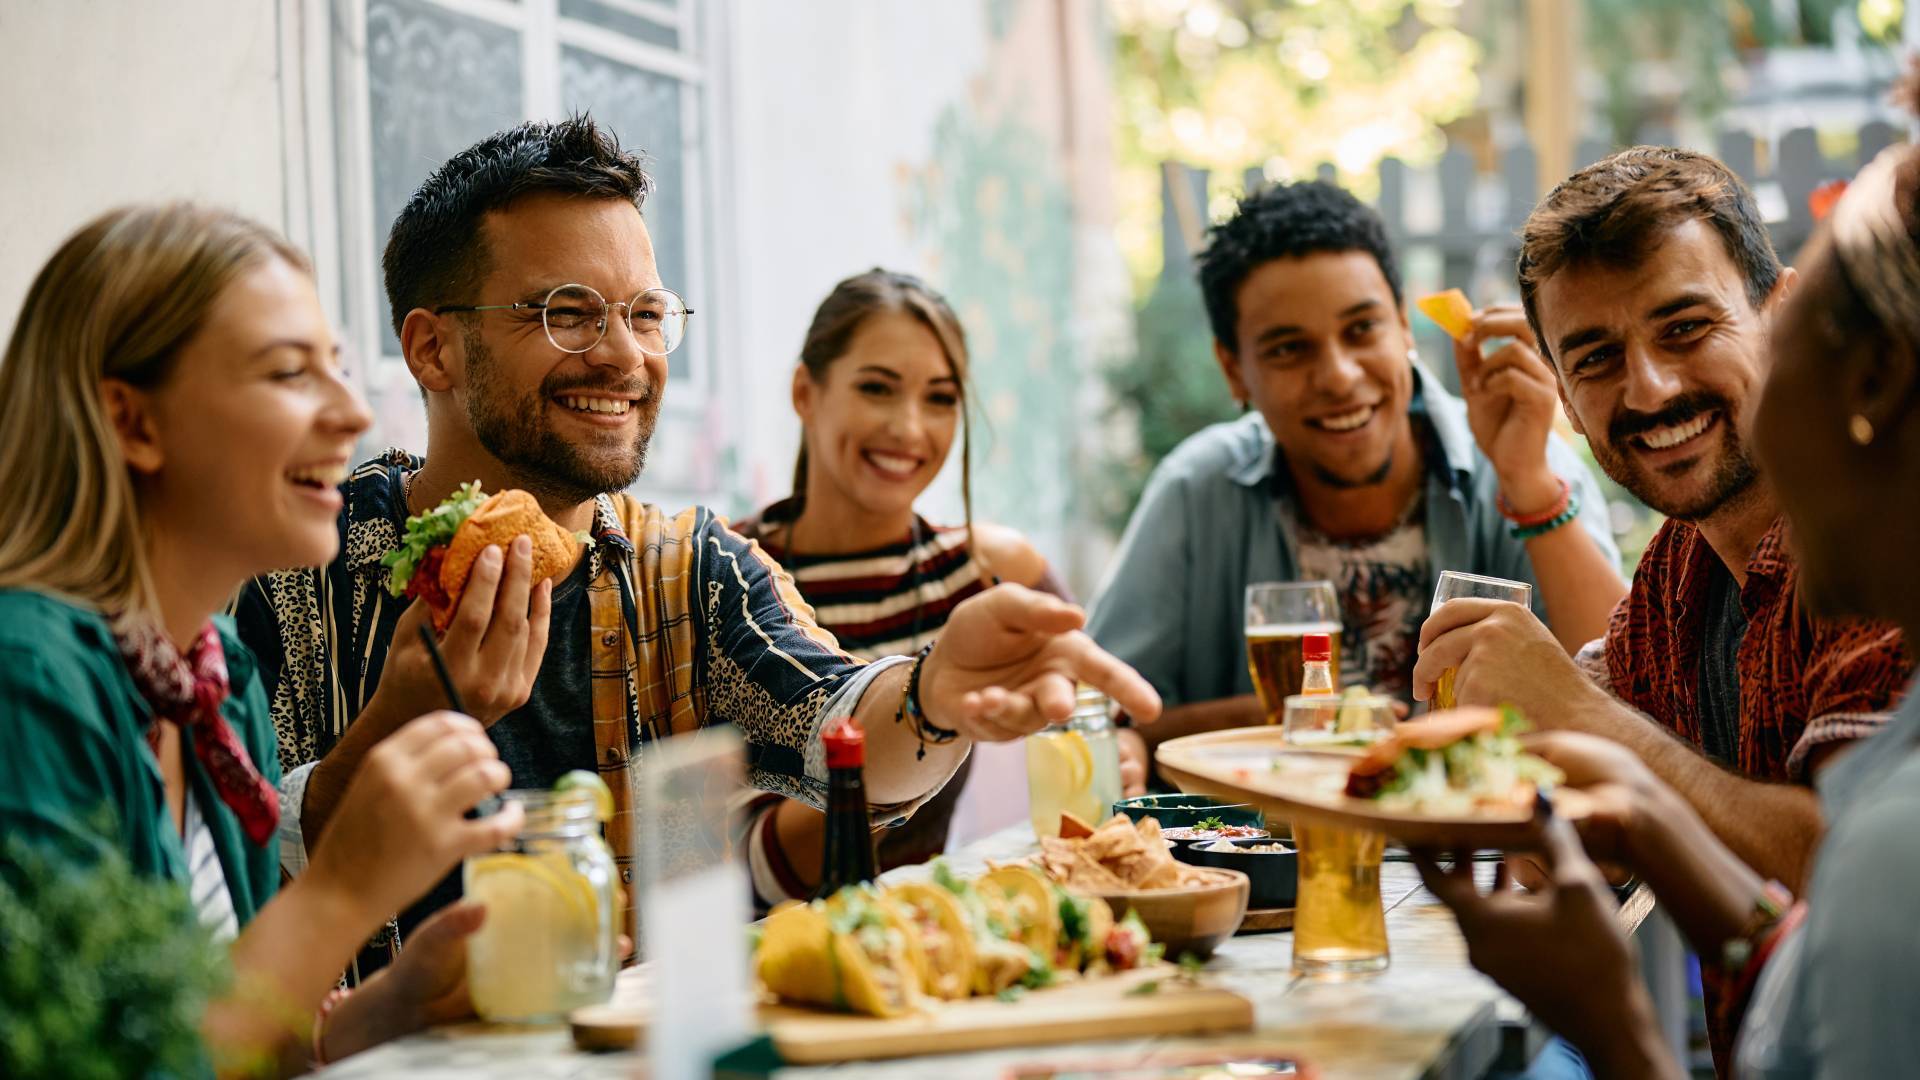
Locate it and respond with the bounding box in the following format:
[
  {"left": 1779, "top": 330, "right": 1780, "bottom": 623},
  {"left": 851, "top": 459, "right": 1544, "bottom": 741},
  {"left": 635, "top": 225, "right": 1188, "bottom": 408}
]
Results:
[
  {"left": 462, "top": 328, "right": 659, "bottom": 505},
  {"left": 1597, "top": 390, "right": 1757, "bottom": 521}
]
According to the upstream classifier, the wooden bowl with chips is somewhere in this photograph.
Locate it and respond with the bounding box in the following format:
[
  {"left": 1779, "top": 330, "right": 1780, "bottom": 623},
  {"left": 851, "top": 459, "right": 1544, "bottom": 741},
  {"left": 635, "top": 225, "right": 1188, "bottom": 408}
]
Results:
[
  {"left": 1035, "top": 814, "right": 1251, "bottom": 959},
  {"left": 1083, "top": 868, "right": 1249, "bottom": 961}
]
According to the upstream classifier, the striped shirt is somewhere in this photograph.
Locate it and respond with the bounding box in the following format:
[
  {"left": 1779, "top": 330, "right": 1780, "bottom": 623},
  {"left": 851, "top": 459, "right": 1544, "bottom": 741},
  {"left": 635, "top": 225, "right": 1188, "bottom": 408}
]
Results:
[
  {"left": 182, "top": 789, "right": 238, "bottom": 942},
  {"left": 739, "top": 514, "right": 989, "bottom": 660}
]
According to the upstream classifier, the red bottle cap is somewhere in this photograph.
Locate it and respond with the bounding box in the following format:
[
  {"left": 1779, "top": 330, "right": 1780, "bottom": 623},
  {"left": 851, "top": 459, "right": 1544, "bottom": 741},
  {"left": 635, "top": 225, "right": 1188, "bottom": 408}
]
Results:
[
  {"left": 1304, "top": 633, "right": 1332, "bottom": 662},
  {"left": 823, "top": 717, "right": 866, "bottom": 769}
]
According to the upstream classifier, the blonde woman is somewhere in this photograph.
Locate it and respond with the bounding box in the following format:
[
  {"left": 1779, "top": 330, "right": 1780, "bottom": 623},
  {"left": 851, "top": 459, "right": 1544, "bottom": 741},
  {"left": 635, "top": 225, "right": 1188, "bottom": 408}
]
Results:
[{"left": 0, "top": 204, "right": 521, "bottom": 1073}]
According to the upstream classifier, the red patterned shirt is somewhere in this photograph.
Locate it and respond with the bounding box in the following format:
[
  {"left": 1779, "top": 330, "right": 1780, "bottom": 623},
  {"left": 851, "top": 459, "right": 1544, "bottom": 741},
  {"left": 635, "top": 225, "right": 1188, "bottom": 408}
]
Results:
[{"left": 1603, "top": 516, "right": 1910, "bottom": 782}]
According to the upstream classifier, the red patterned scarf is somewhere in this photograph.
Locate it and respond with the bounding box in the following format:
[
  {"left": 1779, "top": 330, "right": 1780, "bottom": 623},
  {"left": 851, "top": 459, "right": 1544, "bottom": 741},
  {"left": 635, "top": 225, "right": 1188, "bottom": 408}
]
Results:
[{"left": 114, "top": 618, "right": 279, "bottom": 846}]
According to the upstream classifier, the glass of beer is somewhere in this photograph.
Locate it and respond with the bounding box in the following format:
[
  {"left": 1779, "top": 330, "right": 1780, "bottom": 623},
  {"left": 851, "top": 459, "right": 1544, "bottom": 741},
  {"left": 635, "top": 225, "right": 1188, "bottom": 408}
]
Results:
[
  {"left": 1429, "top": 571, "right": 1532, "bottom": 711},
  {"left": 1291, "top": 821, "right": 1389, "bottom": 975},
  {"left": 1245, "top": 581, "right": 1341, "bottom": 724}
]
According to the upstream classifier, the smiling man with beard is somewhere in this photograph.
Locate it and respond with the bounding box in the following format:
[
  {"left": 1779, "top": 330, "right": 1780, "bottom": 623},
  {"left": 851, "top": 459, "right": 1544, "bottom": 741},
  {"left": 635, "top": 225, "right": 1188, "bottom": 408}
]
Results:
[
  {"left": 232, "top": 117, "right": 1162, "bottom": 982},
  {"left": 1413, "top": 148, "right": 1912, "bottom": 911}
]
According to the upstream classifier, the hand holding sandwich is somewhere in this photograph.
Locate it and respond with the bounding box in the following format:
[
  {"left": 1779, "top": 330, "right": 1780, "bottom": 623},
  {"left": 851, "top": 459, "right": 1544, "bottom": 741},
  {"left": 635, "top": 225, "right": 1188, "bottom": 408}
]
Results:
[
  {"left": 303, "top": 484, "right": 574, "bottom": 842},
  {"left": 373, "top": 538, "right": 554, "bottom": 727},
  {"left": 369, "top": 482, "right": 579, "bottom": 727}
]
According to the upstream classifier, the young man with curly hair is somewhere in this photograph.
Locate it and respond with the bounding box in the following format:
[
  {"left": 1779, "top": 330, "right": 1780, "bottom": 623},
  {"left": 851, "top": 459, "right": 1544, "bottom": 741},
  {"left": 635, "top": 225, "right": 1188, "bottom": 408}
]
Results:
[{"left": 1092, "top": 180, "right": 1624, "bottom": 745}]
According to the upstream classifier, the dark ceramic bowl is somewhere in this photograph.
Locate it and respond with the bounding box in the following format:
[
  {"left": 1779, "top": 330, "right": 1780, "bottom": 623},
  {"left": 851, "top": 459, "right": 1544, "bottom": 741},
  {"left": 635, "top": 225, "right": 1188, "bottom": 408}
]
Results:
[
  {"left": 1112, "top": 794, "right": 1264, "bottom": 833},
  {"left": 1184, "top": 838, "right": 1299, "bottom": 909},
  {"left": 1161, "top": 826, "right": 1272, "bottom": 864}
]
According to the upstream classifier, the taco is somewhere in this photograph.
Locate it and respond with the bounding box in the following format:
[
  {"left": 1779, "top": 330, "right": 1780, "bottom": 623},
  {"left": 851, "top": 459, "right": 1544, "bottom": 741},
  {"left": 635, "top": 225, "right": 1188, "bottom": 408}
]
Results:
[
  {"left": 1344, "top": 706, "right": 1563, "bottom": 814},
  {"left": 978, "top": 865, "right": 1064, "bottom": 960},
  {"left": 882, "top": 881, "right": 977, "bottom": 1000},
  {"left": 755, "top": 887, "right": 920, "bottom": 1017},
  {"left": 930, "top": 861, "right": 1055, "bottom": 995},
  {"left": 1052, "top": 886, "right": 1114, "bottom": 972}
]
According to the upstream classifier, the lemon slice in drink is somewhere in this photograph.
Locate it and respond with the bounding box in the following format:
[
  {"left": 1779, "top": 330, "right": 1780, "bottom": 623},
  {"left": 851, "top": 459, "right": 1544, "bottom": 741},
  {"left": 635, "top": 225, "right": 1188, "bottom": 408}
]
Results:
[
  {"left": 554, "top": 769, "right": 614, "bottom": 823},
  {"left": 1057, "top": 730, "right": 1093, "bottom": 791},
  {"left": 1028, "top": 728, "right": 1094, "bottom": 802},
  {"left": 465, "top": 853, "right": 600, "bottom": 1021}
]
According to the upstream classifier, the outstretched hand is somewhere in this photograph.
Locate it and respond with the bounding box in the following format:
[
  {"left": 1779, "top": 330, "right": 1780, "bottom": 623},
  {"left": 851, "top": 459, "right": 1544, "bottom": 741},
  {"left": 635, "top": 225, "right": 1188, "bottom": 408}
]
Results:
[{"left": 918, "top": 583, "right": 1162, "bottom": 742}]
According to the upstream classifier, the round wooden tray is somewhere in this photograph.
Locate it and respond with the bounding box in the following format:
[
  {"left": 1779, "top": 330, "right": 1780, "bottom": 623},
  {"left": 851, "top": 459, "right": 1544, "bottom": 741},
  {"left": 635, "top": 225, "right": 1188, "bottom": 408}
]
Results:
[
  {"left": 1154, "top": 727, "right": 1589, "bottom": 850},
  {"left": 1237, "top": 906, "right": 1293, "bottom": 933}
]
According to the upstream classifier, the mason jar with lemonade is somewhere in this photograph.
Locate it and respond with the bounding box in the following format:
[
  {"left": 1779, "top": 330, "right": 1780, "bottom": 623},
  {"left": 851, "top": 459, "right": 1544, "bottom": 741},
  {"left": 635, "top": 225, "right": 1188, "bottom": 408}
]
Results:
[
  {"left": 1025, "top": 686, "right": 1122, "bottom": 838},
  {"left": 464, "top": 771, "right": 619, "bottom": 1023}
]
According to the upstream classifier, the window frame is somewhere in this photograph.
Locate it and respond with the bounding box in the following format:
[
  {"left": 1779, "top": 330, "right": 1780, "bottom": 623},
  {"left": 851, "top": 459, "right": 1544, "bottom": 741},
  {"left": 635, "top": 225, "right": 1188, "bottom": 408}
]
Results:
[{"left": 286, "top": 0, "right": 729, "bottom": 415}]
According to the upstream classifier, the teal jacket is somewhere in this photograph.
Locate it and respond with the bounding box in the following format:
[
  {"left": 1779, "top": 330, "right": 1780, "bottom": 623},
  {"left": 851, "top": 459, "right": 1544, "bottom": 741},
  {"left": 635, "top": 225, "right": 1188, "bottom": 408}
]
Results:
[{"left": 0, "top": 589, "right": 281, "bottom": 926}]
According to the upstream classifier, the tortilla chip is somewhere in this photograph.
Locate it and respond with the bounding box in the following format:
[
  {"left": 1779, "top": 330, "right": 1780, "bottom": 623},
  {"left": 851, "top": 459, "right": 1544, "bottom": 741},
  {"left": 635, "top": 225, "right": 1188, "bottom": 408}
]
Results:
[
  {"left": 1063, "top": 850, "right": 1130, "bottom": 891},
  {"left": 1059, "top": 811, "right": 1095, "bottom": 839},
  {"left": 1135, "top": 860, "right": 1184, "bottom": 890},
  {"left": 1416, "top": 288, "right": 1475, "bottom": 342}
]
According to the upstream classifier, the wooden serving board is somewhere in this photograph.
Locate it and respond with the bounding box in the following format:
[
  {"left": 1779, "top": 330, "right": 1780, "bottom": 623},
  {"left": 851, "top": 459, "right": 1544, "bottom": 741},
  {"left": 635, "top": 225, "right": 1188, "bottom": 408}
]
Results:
[{"left": 571, "top": 964, "right": 1253, "bottom": 1062}]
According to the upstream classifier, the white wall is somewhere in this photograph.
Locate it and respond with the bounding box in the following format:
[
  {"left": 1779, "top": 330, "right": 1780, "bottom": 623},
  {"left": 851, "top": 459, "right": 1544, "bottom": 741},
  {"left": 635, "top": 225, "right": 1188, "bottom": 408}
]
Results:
[
  {"left": 722, "top": 1, "right": 992, "bottom": 518},
  {"left": 0, "top": 2, "right": 289, "bottom": 326}
]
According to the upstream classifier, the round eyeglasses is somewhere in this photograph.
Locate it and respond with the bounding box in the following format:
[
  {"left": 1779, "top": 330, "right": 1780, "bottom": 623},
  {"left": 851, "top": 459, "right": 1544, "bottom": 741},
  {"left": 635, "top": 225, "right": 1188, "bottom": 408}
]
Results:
[{"left": 435, "top": 283, "right": 693, "bottom": 356}]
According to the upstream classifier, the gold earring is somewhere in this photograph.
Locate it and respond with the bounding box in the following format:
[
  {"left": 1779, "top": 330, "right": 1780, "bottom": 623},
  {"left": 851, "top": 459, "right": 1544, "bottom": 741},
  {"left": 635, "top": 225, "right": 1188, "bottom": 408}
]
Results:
[{"left": 1850, "top": 414, "right": 1875, "bottom": 446}]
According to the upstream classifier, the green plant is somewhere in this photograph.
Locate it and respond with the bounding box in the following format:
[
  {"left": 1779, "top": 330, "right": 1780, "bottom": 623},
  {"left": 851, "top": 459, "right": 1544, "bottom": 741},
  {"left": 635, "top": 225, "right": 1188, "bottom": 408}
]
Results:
[{"left": 0, "top": 839, "right": 227, "bottom": 1079}]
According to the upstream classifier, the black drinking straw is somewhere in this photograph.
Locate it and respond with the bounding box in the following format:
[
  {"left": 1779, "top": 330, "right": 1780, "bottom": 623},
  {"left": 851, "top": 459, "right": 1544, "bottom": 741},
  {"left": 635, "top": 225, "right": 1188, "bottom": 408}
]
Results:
[
  {"left": 418, "top": 624, "right": 504, "bottom": 819},
  {"left": 417, "top": 623, "right": 467, "bottom": 713}
]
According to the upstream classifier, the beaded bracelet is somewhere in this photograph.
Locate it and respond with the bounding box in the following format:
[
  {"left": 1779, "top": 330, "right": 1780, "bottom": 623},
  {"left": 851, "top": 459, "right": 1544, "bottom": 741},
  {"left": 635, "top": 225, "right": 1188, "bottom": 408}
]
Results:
[
  {"left": 1509, "top": 486, "right": 1582, "bottom": 541},
  {"left": 311, "top": 985, "right": 351, "bottom": 1067},
  {"left": 1720, "top": 879, "right": 1794, "bottom": 972},
  {"left": 896, "top": 642, "right": 957, "bottom": 760},
  {"left": 1497, "top": 476, "right": 1570, "bottom": 526}
]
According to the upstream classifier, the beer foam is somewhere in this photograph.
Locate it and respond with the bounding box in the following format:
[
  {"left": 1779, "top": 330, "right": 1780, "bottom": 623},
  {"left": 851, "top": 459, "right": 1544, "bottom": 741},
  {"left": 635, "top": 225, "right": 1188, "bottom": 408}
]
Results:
[{"left": 1246, "top": 621, "right": 1343, "bottom": 638}]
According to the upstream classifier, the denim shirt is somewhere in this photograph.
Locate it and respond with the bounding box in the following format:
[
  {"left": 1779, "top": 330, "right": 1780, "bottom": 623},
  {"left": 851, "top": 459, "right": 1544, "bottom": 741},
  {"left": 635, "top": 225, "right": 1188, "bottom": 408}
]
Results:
[{"left": 1086, "top": 363, "right": 1619, "bottom": 707}]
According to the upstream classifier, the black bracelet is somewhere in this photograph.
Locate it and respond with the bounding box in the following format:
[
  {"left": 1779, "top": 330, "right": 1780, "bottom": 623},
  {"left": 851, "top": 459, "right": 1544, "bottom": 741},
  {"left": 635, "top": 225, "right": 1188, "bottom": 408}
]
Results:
[{"left": 898, "top": 642, "right": 956, "bottom": 760}]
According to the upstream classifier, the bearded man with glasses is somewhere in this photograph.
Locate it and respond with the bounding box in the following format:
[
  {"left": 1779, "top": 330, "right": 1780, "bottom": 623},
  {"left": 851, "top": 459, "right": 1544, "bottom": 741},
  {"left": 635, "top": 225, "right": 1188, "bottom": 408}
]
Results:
[{"left": 234, "top": 116, "right": 1159, "bottom": 982}]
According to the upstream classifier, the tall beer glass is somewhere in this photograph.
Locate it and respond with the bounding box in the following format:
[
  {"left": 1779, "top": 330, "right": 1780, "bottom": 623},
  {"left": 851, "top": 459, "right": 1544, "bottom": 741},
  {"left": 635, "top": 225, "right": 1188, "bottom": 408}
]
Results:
[
  {"left": 1429, "top": 571, "right": 1532, "bottom": 711},
  {"left": 1244, "top": 581, "right": 1341, "bottom": 725},
  {"left": 1292, "top": 823, "right": 1389, "bottom": 975}
]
